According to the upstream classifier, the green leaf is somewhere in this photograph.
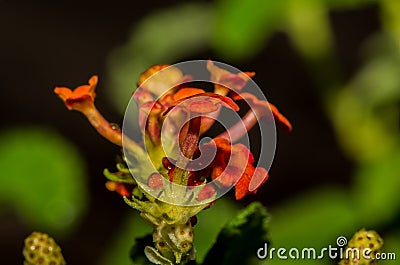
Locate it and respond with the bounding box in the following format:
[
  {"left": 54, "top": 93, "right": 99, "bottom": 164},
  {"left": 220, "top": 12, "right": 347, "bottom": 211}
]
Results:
[
  {"left": 201, "top": 202, "right": 270, "bottom": 265},
  {"left": 144, "top": 246, "right": 174, "bottom": 265},
  {"left": 104, "top": 168, "right": 136, "bottom": 184},
  {"left": 0, "top": 127, "right": 88, "bottom": 235},
  {"left": 193, "top": 198, "right": 239, "bottom": 263}
]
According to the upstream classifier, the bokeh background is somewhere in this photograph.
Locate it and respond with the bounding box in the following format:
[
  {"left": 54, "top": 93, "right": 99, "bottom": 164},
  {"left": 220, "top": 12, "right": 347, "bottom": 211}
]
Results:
[{"left": 1, "top": 0, "right": 399, "bottom": 264}]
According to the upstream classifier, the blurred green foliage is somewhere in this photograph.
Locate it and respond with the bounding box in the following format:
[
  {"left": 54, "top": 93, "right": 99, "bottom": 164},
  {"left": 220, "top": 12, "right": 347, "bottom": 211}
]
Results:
[
  {"left": 0, "top": 127, "right": 88, "bottom": 236},
  {"left": 214, "top": 0, "right": 289, "bottom": 59},
  {"left": 4, "top": 0, "right": 399, "bottom": 264},
  {"left": 330, "top": 35, "right": 400, "bottom": 161},
  {"left": 106, "top": 3, "right": 214, "bottom": 113}
]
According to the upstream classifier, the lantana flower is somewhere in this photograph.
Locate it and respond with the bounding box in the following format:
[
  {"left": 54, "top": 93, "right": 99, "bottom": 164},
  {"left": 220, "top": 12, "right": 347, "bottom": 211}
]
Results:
[
  {"left": 54, "top": 75, "right": 123, "bottom": 147},
  {"left": 54, "top": 61, "right": 291, "bottom": 264}
]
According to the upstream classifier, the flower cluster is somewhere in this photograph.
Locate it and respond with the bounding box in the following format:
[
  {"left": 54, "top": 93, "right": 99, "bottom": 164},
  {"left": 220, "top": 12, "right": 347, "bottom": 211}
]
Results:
[{"left": 54, "top": 61, "right": 291, "bottom": 264}]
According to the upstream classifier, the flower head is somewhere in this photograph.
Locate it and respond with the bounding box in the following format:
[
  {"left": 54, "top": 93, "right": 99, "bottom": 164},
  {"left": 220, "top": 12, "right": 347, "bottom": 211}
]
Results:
[
  {"left": 128, "top": 62, "right": 290, "bottom": 202},
  {"left": 54, "top": 62, "right": 291, "bottom": 204}
]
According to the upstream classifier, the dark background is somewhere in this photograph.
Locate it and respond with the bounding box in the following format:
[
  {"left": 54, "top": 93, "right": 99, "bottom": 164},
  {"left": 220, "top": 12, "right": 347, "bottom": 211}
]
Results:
[{"left": 0, "top": 0, "right": 380, "bottom": 264}]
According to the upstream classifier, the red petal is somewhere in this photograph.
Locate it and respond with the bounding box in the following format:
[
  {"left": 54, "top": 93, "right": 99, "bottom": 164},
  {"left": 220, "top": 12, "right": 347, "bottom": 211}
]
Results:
[
  {"left": 233, "top": 92, "right": 292, "bottom": 132},
  {"left": 163, "top": 92, "right": 239, "bottom": 116},
  {"left": 248, "top": 167, "right": 269, "bottom": 193},
  {"left": 268, "top": 103, "right": 292, "bottom": 132},
  {"left": 234, "top": 167, "right": 269, "bottom": 200},
  {"left": 105, "top": 181, "right": 132, "bottom": 197},
  {"left": 234, "top": 172, "right": 252, "bottom": 200},
  {"left": 188, "top": 100, "right": 219, "bottom": 114},
  {"left": 207, "top": 60, "right": 254, "bottom": 93}
]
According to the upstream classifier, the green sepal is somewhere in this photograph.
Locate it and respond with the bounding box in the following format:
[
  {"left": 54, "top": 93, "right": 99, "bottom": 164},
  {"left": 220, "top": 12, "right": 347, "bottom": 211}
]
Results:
[
  {"left": 123, "top": 196, "right": 207, "bottom": 226},
  {"left": 144, "top": 246, "right": 174, "bottom": 265},
  {"left": 201, "top": 202, "right": 270, "bottom": 265},
  {"left": 132, "top": 186, "right": 145, "bottom": 200},
  {"left": 116, "top": 162, "right": 131, "bottom": 173},
  {"left": 103, "top": 168, "right": 136, "bottom": 184}
]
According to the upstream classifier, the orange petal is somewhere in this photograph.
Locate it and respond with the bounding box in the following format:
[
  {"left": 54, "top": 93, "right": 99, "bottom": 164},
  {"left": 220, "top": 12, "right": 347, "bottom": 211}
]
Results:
[
  {"left": 234, "top": 172, "right": 252, "bottom": 200},
  {"left": 212, "top": 137, "right": 231, "bottom": 151},
  {"left": 163, "top": 92, "right": 239, "bottom": 116},
  {"left": 207, "top": 60, "right": 254, "bottom": 94},
  {"left": 53, "top": 87, "right": 73, "bottom": 102},
  {"left": 173, "top": 88, "right": 205, "bottom": 101},
  {"left": 138, "top": 65, "right": 188, "bottom": 97},
  {"left": 54, "top": 75, "right": 98, "bottom": 110},
  {"left": 268, "top": 103, "right": 293, "bottom": 132},
  {"left": 248, "top": 167, "right": 269, "bottom": 193},
  {"left": 105, "top": 181, "right": 132, "bottom": 197},
  {"left": 235, "top": 167, "right": 268, "bottom": 200},
  {"left": 233, "top": 92, "right": 292, "bottom": 132}
]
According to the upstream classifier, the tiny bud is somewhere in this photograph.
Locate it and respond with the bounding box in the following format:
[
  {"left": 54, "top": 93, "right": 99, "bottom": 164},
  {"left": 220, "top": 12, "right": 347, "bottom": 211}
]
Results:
[{"left": 148, "top": 173, "right": 164, "bottom": 189}]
